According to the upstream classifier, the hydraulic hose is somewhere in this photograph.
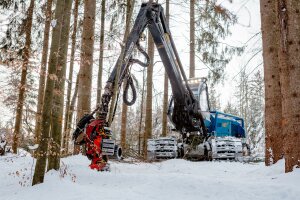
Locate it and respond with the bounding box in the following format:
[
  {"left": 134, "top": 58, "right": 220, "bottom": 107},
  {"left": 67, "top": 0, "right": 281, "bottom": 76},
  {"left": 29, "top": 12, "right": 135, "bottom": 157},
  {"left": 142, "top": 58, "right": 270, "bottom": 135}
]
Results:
[
  {"left": 123, "top": 76, "right": 137, "bottom": 106},
  {"left": 122, "top": 41, "right": 147, "bottom": 106},
  {"left": 129, "top": 41, "right": 150, "bottom": 67}
]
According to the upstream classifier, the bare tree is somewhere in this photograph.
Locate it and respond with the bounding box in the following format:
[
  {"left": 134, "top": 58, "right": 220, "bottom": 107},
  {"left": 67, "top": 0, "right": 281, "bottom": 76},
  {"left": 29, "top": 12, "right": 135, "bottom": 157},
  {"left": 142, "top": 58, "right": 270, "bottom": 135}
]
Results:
[
  {"left": 34, "top": 0, "right": 53, "bottom": 144},
  {"left": 32, "top": 0, "right": 66, "bottom": 185},
  {"left": 143, "top": 33, "right": 154, "bottom": 158},
  {"left": 69, "top": 75, "right": 80, "bottom": 154},
  {"left": 12, "top": 0, "right": 35, "bottom": 153},
  {"left": 48, "top": 0, "right": 73, "bottom": 171},
  {"left": 96, "top": 0, "right": 106, "bottom": 106},
  {"left": 189, "top": 0, "right": 195, "bottom": 78},
  {"left": 120, "top": 0, "right": 135, "bottom": 151},
  {"left": 277, "top": 0, "right": 300, "bottom": 172},
  {"left": 77, "top": 0, "right": 96, "bottom": 119},
  {"left": 63, "top": 0, "right": 80, "bottom": 152},
  {"left": 138, "top": 68, "right": 146, "bottom": 155},
  {"left": 162, "top": 0, "right": 169, "bottom": 137},
  {"left": 260, "top": 0, "right": 283, "bottom": 165}
]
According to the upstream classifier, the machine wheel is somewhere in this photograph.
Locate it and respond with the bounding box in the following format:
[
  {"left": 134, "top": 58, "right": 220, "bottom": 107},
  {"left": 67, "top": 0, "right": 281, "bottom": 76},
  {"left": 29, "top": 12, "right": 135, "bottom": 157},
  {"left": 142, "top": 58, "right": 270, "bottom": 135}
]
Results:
[
  {"left": 108, "top": 145, "right": 122, "bottom": 160},
  {"left": 113, "top": 145, "right": 122, "bottom": 160}
]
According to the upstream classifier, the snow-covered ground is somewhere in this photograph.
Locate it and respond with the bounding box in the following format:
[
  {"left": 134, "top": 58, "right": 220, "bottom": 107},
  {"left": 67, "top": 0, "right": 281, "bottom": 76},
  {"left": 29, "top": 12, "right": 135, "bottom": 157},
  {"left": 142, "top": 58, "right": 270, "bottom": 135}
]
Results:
[{"left": 1, "top": 152, "right": 299, "bottom": 200}]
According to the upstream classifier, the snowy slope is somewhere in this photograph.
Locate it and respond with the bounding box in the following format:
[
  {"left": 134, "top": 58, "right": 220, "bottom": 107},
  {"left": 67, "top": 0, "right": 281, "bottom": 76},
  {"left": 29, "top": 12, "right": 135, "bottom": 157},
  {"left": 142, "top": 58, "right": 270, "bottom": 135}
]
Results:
[{"left": 0, "top": 153, "right": 299, "bottom": 200}]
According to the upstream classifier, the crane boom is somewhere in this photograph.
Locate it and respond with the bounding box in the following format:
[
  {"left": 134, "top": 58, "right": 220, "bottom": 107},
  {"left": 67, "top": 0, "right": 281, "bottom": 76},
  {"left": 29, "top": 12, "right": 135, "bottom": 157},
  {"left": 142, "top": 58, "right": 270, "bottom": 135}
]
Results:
[{"left": 99, "top": 2, "right": 206, "bottom": 136}]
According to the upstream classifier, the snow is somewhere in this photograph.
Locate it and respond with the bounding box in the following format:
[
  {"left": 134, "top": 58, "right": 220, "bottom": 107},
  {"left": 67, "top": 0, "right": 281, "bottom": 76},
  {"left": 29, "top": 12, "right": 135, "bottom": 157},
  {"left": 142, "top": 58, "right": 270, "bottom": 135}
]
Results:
[
  {"left": 0, "top": 153, "right": 299, "bottom": 200},
  {"left": 0, "top": 140, "right": 6, "bottom": 148},
  {"left": 51, "top": 19, "right": 57, "bottom": 28},
  {"left": 28, "top": 144, "right": 39, "bottom": 150}
]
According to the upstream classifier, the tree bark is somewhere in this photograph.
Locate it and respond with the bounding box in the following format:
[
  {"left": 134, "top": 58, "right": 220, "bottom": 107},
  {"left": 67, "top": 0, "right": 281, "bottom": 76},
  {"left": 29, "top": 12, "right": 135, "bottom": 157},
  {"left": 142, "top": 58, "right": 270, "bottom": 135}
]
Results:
[
  {"left": 143, "top": 32, "right": 154, "bottom": 159},
  {"left": 69, "top": 75, "right": 79, "bottom": 155},
  {"left": 34, "top": 0, "right": 53, "bottom": 144},
  {"left": 32, "top": 0, "right": 65, "bottom": 185},
  {"left": 277, "top": 0, "right": 300, "bottom": 172},
  {"left": 138, "top": 68, "right": 146, "bottom": 155},
  {"left": 260, "top": 0, "right": 283, "bottom": 166},
  {"left": 120, "top": 81, "right": 128, "bottom": 151},
  {"left": 162, "top": 0, "right": 169, "bottom": 137},
  {"left": 63, "top": 0, "right": 79, "bottom": 152},
  {"left": 48, "top": 0, "right": 73, "bottom": 171},
  {"left": 96, "top": 0, "right": 106, "bottom": 106},
  {"left": 120, "top": 0, "right": 135, "bottom": 152},
  {"left": 189, "top": 0, "right": 195, "bottom": 78},
  {"left": 12, "top": 0, "right": 35, "bottom": 153},
  {"left": 77, "top": 0, "right": 96, "bottom": 119}
]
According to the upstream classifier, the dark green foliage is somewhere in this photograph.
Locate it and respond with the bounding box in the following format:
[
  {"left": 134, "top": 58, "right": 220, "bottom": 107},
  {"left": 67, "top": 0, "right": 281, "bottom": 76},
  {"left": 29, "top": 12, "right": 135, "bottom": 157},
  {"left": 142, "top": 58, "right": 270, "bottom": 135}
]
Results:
[
  {"left": 0, "top": 0, "right": 24, "bottom": 10},
  {"left": 0, "top": 1, "right": 26, "bottom": 62},
  {"left": 0, "top": 0, "right": 45, "bottom": 63},
  {"left": 195, "top": 0, "right": 244, "bottom": 83},
  {"left": 0, "top": 0, "right": 44, "bottom": 137}
]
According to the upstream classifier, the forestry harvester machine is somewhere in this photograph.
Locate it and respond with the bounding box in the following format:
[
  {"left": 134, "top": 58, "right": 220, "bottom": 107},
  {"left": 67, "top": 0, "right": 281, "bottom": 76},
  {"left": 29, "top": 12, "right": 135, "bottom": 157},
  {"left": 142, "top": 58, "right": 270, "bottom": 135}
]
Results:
[
  {"left": 148, "top": 78, "right": 249, "bottom": 161},
  {"left": 73, "top": 2, "right": 246, "bottom": 171}
]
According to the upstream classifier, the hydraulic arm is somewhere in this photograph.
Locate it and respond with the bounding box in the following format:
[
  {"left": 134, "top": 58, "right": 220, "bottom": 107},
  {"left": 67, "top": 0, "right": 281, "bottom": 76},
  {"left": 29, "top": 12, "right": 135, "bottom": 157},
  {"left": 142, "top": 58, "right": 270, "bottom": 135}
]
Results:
[{"left": 99, "top": 2, "right": 206, "bottom": 135}]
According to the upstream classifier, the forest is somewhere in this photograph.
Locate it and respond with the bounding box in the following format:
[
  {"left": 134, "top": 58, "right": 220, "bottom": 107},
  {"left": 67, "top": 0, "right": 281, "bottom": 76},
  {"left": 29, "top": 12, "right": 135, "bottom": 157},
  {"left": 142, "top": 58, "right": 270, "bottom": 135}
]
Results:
[{"left": 0, "top": 0, "right": 299, "bottom": 199}]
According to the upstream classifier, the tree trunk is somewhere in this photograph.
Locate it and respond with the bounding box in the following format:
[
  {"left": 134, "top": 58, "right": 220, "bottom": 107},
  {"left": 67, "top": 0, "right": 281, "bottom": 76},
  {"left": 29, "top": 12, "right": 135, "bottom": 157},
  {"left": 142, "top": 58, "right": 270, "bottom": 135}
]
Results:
[
  {"left": 77, "top": 0, "right": 96, "bottom": 119},
  {"left": 143, "top": 32, "right": 154, "bottom": 159},
  {"left": 32, "top": 0, "right": 65, "bottom": 185},
  {"left": 120, "top": 81, "right": 128, "bottom": 151},
  {"left": 48, "top": 0, "right": 73, "bottom": 171},
  {"left": 120, "top": 0, "right": 135, "bottom": 152},
  {"left": 96, "top": 0, "right": 106, "bottom": 106},
  {"left": 260, "top": 0, "right": 283, "bottom": 166},
  {"left": 34, "top": 0, "right": 53, "bottom": 144},
  {"left": 277, "top": 0, "right": 300, "bottom": 172},
  {"left": 189, "top": 0, "right": 195, "bottom": 78},
  {"left": 63, "top": 0, "right": 79, "bottom": 152},
  {"left": 138, "top": 68, "right": 146, "bottom": 155},
  {"left": 12, "top": 0, "right": 35, "bottom": 153},
  {"left": 162, "top": 0, "right": 169, "bottom": 137},
  {"left": 69, "top": 75, "right": 79, "bottom": 155}
]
